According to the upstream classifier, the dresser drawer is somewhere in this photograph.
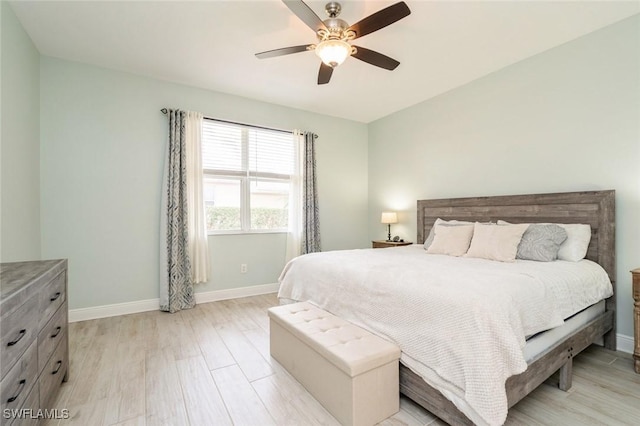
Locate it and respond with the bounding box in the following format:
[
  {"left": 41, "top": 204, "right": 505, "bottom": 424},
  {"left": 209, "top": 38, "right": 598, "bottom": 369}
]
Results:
[
  {"left": 5, "top": 381, "right": 39, "bottom": 426},
  {"left": 39, "top": 332, "right": 68, "bottom": 410},
  {"left": 0, "top": 340, "right": 38, "bottom": 414},
  {"left": 38, "top": 302, "right": 68, "bottom": 375},
  {"left": 0, "top": 295, "right": 38, "bottom": 379},
  {"left": 38, "top": 271, "right": 66, "bottom": 330}
]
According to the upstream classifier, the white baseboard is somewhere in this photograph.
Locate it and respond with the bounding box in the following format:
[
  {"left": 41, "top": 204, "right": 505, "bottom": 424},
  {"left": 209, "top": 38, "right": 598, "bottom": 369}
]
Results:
[
  {"left": 617, "top": 333, "right": 634, "bottom": 354},
  {"left": 195, "top": 283, "right": 279, "bottom": 304},
  {"left": 69, "top": 298, "right": 159, "bottom": 322},
  {"left": 69, "top": 283, "right": 280, "bottom": 323}
]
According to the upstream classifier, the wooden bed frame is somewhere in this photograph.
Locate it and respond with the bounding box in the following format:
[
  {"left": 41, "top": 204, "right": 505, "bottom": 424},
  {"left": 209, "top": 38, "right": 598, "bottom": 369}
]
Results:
[{"left": 401, "top": 190, "right": 616, "bottom": 425}]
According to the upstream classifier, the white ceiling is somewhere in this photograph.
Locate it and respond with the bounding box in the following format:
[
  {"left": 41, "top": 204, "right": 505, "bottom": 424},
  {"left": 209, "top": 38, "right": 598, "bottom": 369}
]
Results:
[{"left": 10, "top": 0, "right": 640, "bottom": 123}]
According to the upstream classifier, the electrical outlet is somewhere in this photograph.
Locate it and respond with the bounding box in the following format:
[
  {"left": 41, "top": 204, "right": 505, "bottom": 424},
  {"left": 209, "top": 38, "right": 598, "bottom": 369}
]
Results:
[{"left": 240, "top": 264, "right": 248, "bottom": 274}]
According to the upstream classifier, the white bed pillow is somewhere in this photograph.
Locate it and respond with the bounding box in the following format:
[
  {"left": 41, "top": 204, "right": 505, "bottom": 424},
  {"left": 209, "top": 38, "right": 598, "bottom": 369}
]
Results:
[
  {"left": 426, "top": 224, "right": 475, "bottom": 257},
  {"left": 423, "top": 218, "right": 444, "bottom": 248},
  {"left": 466, "top": 223, "right": 529, "bottom": 262},
  {"left": 556, "top": 224, "right": 592, "bottom": 261},
  {"left": 423, "top": 218, "right": 474, "bottom": 249},
  {"left": 497, "top": 220, "right": 591, "bottom": 262}
]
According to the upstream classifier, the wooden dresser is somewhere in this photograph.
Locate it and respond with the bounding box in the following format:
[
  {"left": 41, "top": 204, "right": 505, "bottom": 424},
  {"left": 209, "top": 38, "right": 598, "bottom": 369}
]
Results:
[
  {"left": 1, "top": 259, "right": 69, "bottom": 424},
  {"left": 632, "top": 268, "right": 640, "bottom": 374}
]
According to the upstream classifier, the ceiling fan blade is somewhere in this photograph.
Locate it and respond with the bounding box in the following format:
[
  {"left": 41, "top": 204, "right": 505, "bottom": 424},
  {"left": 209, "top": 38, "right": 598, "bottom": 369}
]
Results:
[
  {"left": 255, "top": 45, "right": 311, "bottom": 59},
  {"left": 318, "top": 63, "right": 333, "bottom": 85},
  {"left": 347, "top": 1, "right": 411, "bottom": 40},
  {"left": 283, "top": 0, "right": 328, "bottom": 33},
  {"left": 351, "top": 46, "right": 400, "bottom": 70}
]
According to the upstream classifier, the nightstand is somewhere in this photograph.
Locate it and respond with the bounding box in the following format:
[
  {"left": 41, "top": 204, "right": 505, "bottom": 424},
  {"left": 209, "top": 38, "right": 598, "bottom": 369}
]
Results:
[
  {"left": 372, "top": 240, "right": 413, "bottom": 249},
  {"left": 632, "top": 268, "right": 640, "bottom": 373}
]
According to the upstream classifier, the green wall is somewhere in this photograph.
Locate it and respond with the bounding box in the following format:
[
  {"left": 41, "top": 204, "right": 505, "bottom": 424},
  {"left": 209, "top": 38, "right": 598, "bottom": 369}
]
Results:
[
  {"left": 40, "top": 57, "right": 369, "bottom": 309},
  {"left": 368, "top": 15, "right": 640, "bottom": 337},
  {"left": 1, "top": 1, "right": 41, "bottom": 262}
]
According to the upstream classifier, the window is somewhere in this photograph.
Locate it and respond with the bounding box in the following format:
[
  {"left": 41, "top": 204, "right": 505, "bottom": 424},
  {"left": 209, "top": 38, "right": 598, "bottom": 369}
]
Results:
[{"left": 202, "top": 119, "right": 296, "bottom": 234}]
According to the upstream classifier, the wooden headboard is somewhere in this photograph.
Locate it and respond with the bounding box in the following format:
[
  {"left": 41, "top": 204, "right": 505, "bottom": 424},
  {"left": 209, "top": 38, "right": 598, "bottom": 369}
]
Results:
[{"left": 417, "top": 190, "right": 616, "bottom": 283}]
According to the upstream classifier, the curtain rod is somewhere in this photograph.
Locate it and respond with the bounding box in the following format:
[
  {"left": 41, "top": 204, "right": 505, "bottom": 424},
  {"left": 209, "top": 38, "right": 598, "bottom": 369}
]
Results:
[{"left": 160, "top": 108, "right": 303, "bottom": 136}]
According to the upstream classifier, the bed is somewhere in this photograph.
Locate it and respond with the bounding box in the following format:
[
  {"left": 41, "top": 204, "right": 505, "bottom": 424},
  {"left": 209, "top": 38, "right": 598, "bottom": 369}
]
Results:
[{"left": 278, "top": 190, "right": 616, "bottom": 425}]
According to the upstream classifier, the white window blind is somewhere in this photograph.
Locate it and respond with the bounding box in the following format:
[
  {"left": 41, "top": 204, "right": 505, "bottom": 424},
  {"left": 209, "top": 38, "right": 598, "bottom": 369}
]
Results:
[
  {"left": 202, "top": 118, "right": 295, "bottom": 233},
  {"left": 202, "top": 122, "right": 243, "bottom": 173},
  {"left": 248, "top": 131, "right": 294, "bottom": 177}
]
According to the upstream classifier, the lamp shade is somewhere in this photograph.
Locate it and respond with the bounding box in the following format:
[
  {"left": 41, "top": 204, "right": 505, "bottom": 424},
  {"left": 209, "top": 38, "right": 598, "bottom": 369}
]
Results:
[
  {"left": 315, "top": 39, "right": 351, "bottom": 68},
  {"left": 380, "top": 212, "right": 398, "bottom": 224}
]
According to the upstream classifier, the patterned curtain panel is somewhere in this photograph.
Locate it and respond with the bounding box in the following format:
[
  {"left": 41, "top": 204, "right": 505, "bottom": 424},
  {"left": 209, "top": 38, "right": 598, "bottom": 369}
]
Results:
[
  {"left": 160, "top": 109, "right": 195, "bottom": 313},
  {"left": 301, "top": 132, "right": 321, "bottom": 254}
]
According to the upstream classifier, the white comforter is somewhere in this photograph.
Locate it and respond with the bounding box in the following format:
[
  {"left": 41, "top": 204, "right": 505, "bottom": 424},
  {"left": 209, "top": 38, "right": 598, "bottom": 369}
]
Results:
[{"left": 277, "top": 245, "right": 612, "bottom": 426}]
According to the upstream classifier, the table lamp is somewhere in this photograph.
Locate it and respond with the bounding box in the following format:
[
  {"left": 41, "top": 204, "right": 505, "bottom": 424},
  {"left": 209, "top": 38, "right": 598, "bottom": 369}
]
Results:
[{"left": 380, "top": 212, "right": 398, "bottom": 242}]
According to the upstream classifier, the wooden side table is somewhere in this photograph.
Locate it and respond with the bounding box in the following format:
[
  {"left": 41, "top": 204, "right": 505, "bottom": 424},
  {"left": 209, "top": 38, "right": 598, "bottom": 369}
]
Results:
[
  {"left": 632, "top": 268, "right": 640, "bottom": 373},
  {"left": 372, "top": 240, "right": 413, "bottom": 249}
]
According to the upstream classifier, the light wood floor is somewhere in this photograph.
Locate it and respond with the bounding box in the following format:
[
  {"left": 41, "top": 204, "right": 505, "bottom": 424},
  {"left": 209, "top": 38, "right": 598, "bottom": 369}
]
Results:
[{"left": 47, "top": 294, "right": 640, "bottom": 426}]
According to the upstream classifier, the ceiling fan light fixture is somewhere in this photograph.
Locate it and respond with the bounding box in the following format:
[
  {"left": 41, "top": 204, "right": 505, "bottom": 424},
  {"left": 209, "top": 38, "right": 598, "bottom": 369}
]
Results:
[
  {"left": 315, "top": 39, "right": 351, "bottom": 68},
  {"left": 255, "top": 1, "right": 411, "bottom": 85}
]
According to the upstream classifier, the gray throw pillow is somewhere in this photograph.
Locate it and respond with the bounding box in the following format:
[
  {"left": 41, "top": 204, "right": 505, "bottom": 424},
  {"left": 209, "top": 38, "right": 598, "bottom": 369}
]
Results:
[{"left": 516, "top": 224, "right": 568, "bottom": 262}]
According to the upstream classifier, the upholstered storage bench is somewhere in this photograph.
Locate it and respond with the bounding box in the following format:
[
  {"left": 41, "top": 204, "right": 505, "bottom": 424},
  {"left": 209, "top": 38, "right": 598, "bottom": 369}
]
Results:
[{"left": 268, "top": 302, "right": 401, "bottom": 426}]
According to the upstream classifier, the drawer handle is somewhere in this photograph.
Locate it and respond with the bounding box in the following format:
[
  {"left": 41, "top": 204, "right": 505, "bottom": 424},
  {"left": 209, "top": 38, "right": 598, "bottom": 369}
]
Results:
[
  {"left": 50, "top": 292, "right": 61, "bottom": 302},
  {"left": 50, "top": 326, "right": 62, "bottom": 338},
  {"left": 6, "top": 379, "right": 26, "bottom": 403},
  {"left": 52, "top": 360, "right": 63, "bottom": 375},
  {"left": 7, "top": 329, "right": 26, "bottom": 347}
]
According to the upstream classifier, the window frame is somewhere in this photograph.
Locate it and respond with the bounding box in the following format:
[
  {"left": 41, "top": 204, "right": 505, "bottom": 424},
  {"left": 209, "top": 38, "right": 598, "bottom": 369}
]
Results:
[{"left": 202, "top": 119, "right": 294, "bottom": 235}]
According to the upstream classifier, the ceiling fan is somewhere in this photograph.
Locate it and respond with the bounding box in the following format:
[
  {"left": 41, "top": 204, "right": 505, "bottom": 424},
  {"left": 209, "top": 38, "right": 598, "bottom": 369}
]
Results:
[{"left": 255, "top": 0, "right": 411, "bottom": 85}]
